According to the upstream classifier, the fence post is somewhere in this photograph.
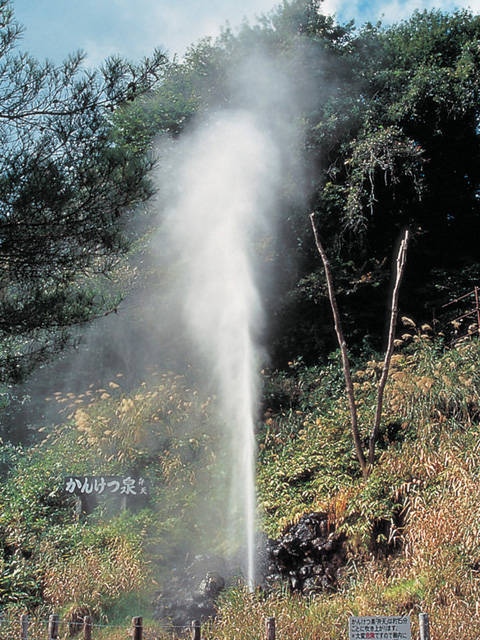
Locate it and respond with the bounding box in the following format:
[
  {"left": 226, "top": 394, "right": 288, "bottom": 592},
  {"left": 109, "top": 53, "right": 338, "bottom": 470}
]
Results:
[
  {"left": 83, "top": 616, "right": 92, "bottom": 640},
  {"left": 20, "top": 614, "right": 28, "bottom": 640},
  {"left": 191, "top": 619, "right": 201, "bottom": 640},
  {"left": 265, "top": 617, "right": 276, "bottom": 640},
  {"left": 131, "top": 617, "right": 142, "bottom": 640},
  {"left": 48, "top": 614, "right": 59, "bottom": 640},
  {"left": 419, "top": 613, "right": 430, "bottom": 640}
]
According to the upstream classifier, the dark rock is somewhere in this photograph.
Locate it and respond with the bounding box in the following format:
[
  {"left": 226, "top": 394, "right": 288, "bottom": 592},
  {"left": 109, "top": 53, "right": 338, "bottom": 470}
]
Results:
[
  {"left": 263, "top": 512, "right": 347, "bottom": 595},
  {"left": 153, "top": 513, "right": 347, "bottom": 629}
]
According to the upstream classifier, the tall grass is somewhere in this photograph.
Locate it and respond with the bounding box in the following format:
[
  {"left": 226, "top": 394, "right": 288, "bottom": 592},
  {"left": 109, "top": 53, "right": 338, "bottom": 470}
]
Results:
[
  {"left": 252, "top": 337, "right": 480, "bottom": 640},
  {"left": 2, "top": 339, "right": 480, "bottom": 639}
]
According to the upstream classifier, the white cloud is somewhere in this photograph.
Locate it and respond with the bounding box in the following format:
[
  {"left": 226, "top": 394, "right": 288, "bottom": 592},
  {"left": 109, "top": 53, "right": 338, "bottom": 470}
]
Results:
[
  {"left": 372, "top": 0, "right": 480, "bottom": 23},
  {"left": 107, "top": 0, "right": 280, "bottom": 59},
  {"left": 321, "top": 0, "right": 357, "bottom": 18},
  {"left": 14, "top": 0, "right": 281, "bottom": 65},
  {"left": 323, "top": 0, "right": 480, "bottom": 25},
  {"left": 13, "top": 0, "right": 480, "bottom": 67}
]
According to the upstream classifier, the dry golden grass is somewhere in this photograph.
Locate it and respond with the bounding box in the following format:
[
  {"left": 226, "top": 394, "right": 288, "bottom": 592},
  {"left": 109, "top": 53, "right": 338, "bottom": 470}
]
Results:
[
  {"left": 42, "top": 539, "right": 149, "bottom": 610},
  {"left": 5, "top": 341, "right": 480, "bottom": 640}
]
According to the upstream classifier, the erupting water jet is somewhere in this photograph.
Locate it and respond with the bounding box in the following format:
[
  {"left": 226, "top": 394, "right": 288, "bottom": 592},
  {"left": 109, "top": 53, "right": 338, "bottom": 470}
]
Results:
[{"left": 163, "top": 110, "right": 280, "bottom": 589}]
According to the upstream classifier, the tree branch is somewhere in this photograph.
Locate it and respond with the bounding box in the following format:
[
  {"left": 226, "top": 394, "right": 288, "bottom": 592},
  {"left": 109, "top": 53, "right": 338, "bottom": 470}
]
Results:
[
  {"left": 368, "top": 227, "right": 410, "bottom": 464},
  {"left": 310, "top": 212, "right": 368, "bottom": 477}
]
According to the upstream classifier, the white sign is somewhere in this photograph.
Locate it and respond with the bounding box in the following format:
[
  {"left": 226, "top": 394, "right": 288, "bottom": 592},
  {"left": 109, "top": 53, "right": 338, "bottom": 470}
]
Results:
[
  {"left": 64, "top": 475, "right": 148, "bottom": 496},
  {"left": 349, "top": 616, "right": 411, "bottom": 640}
]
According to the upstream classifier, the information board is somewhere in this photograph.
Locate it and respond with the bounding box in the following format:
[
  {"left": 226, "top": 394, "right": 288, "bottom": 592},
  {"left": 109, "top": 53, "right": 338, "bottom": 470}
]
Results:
[
  {"left": 64, "top": 475, "right": 149, "bottom": 496},
  {"left": 349, "top": 616, "right": 411, "bottom": 640}
]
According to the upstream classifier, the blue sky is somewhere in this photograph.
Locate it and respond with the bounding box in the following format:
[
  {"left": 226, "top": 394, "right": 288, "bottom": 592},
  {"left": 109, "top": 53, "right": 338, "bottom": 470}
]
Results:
[{"left": 11, "top": 0, "right": 480, "bottom": 66}]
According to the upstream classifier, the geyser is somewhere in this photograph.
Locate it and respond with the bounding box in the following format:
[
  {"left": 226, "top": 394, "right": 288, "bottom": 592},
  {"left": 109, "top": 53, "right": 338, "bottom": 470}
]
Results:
[{"left": 163, "top": 109, "right": 280, "bottom": 588}]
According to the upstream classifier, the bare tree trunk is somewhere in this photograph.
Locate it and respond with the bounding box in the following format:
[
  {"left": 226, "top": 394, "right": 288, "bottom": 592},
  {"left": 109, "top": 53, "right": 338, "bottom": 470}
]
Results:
[
  {"left": 368, "top": 228, "right": 409, "bottom": 464},
  {"left": 309, "top": 213, "right": 368, "bottom": 477}
]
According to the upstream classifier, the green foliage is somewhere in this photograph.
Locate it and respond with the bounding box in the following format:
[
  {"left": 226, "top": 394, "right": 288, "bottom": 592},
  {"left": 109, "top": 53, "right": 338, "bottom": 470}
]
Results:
[
  {"left": 254, "top": 338, "right": 480, "bottom": 639},
  {"left": 258, "top": 337, "right": 480, "bottom": 547},
  {"left": 0, "top": 443, "right": 75, "bottom": 606},
  {"left": 0, "top": 370, "right": 234, "bottom": 611},
  {"left": 0, "top": 3, "right": 167, "bottom": 382},
  {"left": 384, "top": 335, "right": 480, "bottom": 435},
  {"left": 211, "top": 586, "right": 353, "bottom": 640},
  {"left": 107, "top": 1, "right": 480, "bottom": 367},
  {"left": 41, "top": 511, "right": 154, "bottom": 613},
  {"left": 343, "top": 125, "right": 424, "bottom": 233},
  {"left": 304, "top": 7, "right": 480, "bottom": 359},
  {"left": 258, "top": 357, "right": 360, "bottom": 535},
  {"left": 2, "top": 335, "right": 480, "bottom": 638}
]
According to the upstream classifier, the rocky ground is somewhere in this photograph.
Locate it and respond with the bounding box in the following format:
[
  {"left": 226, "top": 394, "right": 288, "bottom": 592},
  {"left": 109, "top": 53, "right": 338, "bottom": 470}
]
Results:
[{"left": 153, "top": 512, "right": 347, "bottom": 628}]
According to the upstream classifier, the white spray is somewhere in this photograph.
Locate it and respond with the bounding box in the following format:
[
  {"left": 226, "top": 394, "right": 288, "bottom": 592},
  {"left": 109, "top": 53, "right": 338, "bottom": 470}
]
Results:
[{"left": 163, "top": 109, "right": 280, "bottom": 587}]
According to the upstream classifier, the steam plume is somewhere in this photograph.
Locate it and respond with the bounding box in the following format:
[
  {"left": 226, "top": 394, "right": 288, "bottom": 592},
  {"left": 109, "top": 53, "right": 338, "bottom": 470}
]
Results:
[{"left": 161, "top": 110, "right": 280, "bottom": 585}]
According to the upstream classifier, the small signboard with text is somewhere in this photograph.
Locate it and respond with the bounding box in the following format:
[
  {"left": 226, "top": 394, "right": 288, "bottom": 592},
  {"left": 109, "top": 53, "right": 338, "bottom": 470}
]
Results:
[
  {"left": 64, "top": 475, "right": 149, "bottom": 497},
  {"left": 349, "top": 616, "right": 411, "bottom": 640}
]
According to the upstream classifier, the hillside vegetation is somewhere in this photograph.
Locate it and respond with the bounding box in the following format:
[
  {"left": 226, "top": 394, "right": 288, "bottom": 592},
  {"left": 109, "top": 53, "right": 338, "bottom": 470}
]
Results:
[{"left": 1, "top": 332, "right": 480, "bottom": 639}]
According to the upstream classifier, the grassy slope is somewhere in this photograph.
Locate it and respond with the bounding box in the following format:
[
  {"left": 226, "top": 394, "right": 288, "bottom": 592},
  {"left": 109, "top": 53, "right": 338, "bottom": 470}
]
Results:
[
  {"left": 249, "top": 336, "right": 480, "bottom": 640},
  {"left": 1, "top": 335, "right": 480, "bottom": 640}
]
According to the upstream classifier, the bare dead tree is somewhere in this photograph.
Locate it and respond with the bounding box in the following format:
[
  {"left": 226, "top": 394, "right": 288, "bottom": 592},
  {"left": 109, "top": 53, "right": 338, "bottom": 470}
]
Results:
[
  {"left": 310, "top": 213, "right": 410, "bottom": 476},
  {"left": 368, "top": 228, "right": 409, "bottom": 464},
  {"left": 309, "top": 212, "right": 368, "bottom": 477}
]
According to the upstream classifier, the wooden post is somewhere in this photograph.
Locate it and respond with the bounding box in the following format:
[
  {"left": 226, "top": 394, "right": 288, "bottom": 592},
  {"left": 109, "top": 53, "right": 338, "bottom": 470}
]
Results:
[
  {"left": 191, "top": 619, "right": 201, "bottom": 640},
  {"left": 20, "top": 614, "right": 29, "bottom": 640},
  {"left": 419, "top": 613, "right": 430, "bottom": 640},
  {"left": 131, "top": 617, "right": 142, "bottom": 640},
  {"left": 83, "top": 616, "right": 92, "bottom": 640},
  {"left": 265, "top": 617, "right": 276, "bottom": 640},
  {"left": 48, "top": 614, "right": 59, "bottom": 640}
]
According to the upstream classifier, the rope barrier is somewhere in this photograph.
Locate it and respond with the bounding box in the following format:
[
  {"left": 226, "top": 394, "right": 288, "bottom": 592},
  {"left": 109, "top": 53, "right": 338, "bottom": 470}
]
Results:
[
  {"left": 0, "top": 614, "right": 193, "bottom": 635},
  {"left": 0, "top": 612, "right": 433, "bottom": 640}
]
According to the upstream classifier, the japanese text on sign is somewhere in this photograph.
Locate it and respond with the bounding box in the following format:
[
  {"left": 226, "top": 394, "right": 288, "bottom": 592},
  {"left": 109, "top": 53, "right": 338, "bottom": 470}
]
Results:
[
  {"left": 349, "top": 616, "right": 411, "bottom": 640},
  {"left": 64, "top": 476, "right": 148, "bottom": 496}
]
